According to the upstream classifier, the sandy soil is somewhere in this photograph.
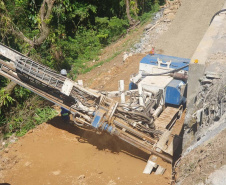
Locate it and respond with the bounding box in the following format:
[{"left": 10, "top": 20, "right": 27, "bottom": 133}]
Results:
[
  {"left": 0, "top": 119, "right": 171, "bottom": 185},
  {"left": 84, "top": 54, "right": 146, "bottom": 91},
  {"left": 1, "top": 0, "right": 225, "bottom": 184}
]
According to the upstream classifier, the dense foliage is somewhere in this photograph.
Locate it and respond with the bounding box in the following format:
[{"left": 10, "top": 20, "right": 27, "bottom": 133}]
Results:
[
  {"left": 0, "top": 0, "right": 162, "bottom": 73},
  {"left": 0, "top": 0, "right": 163, "bottom": 137}
]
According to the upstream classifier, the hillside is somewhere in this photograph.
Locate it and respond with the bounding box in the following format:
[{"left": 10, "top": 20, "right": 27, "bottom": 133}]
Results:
[{"left": 0, "top": 0, "right": 225, "bottom": 184}]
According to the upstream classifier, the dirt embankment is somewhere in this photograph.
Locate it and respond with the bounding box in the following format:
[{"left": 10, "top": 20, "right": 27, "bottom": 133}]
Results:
[
  {"left": 79, "top": 0, "right": 225, "bottom": 92},
  {"left": 1, "top": 0, "right": 226, "bottom": 184},
  {"left": 177, "top": 128, "right": 226, "bottom": 185}
]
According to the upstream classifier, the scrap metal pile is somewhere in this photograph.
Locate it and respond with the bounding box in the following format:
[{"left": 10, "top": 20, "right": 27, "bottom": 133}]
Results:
[
  {"left": 0, "top": 43, "right": 190, "bottom": 172},
  {"left": 192, "top": 70, "right": 226, "bottom": 141}
]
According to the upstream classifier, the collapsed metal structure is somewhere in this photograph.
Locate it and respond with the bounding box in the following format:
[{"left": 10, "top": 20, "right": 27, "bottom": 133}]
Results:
[{"left": 0, "top": 43, "right": 190, "bottom": 173}]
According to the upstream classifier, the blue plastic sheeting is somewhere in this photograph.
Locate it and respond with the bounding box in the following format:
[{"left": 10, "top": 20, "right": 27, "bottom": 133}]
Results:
[
  {"left": 140, "top": 54, "right": 190, "bottom": 71},
  {"left": 165, "top": 79, "right": 185, "bottom": 105}
]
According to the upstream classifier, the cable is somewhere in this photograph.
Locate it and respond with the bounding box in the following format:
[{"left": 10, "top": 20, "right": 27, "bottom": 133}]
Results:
[
  {"left": 210, "top": 9, "right": 226, "bottom": 25},
  {"left": 72, "top": 114, "right": 85, "bottom": 127},
  {"left": 142, "top": 64, "right": 189, "bottom": 76},
  {"left": 117, "top": 108, "right": 152, "bottom": 122}
]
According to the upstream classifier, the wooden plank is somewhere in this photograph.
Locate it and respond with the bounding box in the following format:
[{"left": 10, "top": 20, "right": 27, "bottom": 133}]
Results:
[{"left": 154, "top": 106, "right": 179, "bottom": 130}]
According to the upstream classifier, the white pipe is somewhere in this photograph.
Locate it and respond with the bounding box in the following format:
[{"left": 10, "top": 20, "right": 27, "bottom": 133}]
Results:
[
  {"left": 119, "top": 80, "right": 125, "bottom": 103},
  {"left": 153, "top": 105, "right": 163, "bottom": 118},
  {"left": 77, "top": 80, "right": 83, "bottom": 87},
  {"left": 138, "top": 84, "right": 144, "bottom": 106}
]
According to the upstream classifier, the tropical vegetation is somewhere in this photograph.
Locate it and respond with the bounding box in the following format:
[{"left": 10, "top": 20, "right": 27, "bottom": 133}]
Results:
[{"left": 0, "top": 0, "right": 165, "bottom": 137}]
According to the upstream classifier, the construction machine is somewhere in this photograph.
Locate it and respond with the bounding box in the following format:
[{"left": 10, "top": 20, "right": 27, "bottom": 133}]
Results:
[{"left": 0, "top": 43, "right": 190, "bottom": 174}]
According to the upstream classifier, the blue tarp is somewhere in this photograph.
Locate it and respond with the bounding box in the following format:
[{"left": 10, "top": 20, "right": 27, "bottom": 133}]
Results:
[{"left": 140, "top": 54, "right": 190, "bottom": 71}]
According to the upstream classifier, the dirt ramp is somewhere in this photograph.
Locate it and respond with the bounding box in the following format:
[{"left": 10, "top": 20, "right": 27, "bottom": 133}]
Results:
[{"left": 156, "top": 0, "right": 225, "bottom": 58}]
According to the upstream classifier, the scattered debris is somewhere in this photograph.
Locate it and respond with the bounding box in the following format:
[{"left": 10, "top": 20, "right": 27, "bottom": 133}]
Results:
[
  {"left": 178, "top": 129, "right": 226, "bottom": 185},
  {"left": 143, "top": 155, "right": 166, "bottom": 175},
  {"left": 143, "top": 160, "right": 157, "bottom": 174},
  {"left": 24, "top": 161, "right": 31, "bottom": 167},
  {"left": 206, "top": 165, "right": 226, "bottom": 185},
  {"left": 155, "top": 166, "right": 166, "bottom": 175},
  {"left": 4, "top": 148, "right": 9, "bottom": 153},
  {"left": 78, "top": 174, "right": 85, "bottom": 180},
  {"left": 192, "top": 71, "right": 225, "bottom": 135},
  {"left": 144, "top": 23, "right": 154, "bottom": 31},
  {"left": 107, "top": 180, "right": 116, "bottom": 185},
  {"left": 52, "top": 170, "right": 61, "bottom": 176},
  {"left": 128, "top": 0, "right": 181, "bottom": 55},
  {"left": 123, "top": 52, "right": 133, "bottom": 62}
]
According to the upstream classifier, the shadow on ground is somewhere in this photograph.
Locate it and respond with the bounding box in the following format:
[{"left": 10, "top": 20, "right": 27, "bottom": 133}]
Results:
[{"left": 47, "top": 116, "right": 150, "bottom": 162}]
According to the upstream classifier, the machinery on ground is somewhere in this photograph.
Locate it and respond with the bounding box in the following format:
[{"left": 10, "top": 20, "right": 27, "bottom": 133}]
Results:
[{"left": 0, "top": 43, "right": 190, "bottom": 174}]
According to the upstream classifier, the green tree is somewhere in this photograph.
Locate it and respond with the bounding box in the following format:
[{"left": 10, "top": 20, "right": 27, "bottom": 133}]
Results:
[{"left": 0, "top": 0, "right": 161, "bottom": 136}]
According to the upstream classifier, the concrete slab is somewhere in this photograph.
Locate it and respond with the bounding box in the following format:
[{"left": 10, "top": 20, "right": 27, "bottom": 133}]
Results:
[
  {"left": 155, "top": 166, "right": 166, "bottom": 175},
  {"left": 143, "top": 160, "right": 158, "bottom": 174}
]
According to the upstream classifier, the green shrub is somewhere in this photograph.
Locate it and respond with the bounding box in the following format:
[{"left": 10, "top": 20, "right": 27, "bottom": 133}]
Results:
[
  {"left": 14, "top": 86, "right": 32, "bottom": 104},
  {"left": 1, "top": 95, "right": 57, "bottom": 137},
  {"left": 0, "top": 0, "right": 162, "bottom": 139},
  {"left": 0, "top": 115, "right": 6, "bottom": 127},
  {"left": 0, "top": 76, "right": 8, "bottom": 88},
  {"left": 7, "top": 106, "right": 58, "bottom": 137},
  {"left": 96, "top": 16, "right": 129, "bottom": 45},
  {"left": 139, "top": 3, "right": 160, "bottom": 24},
  {"left": 0, "top": 89, "right": 15, "bottom": 110}
]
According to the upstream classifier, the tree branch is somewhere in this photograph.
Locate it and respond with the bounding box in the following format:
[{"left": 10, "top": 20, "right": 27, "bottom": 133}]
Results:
[
  {"left": 35, "top": 0, "right": 55, "bottom": 45},
  {"left": 12, "top": 29, "right": 35, "bottom": 47},
  {"left": 125, "top": 0, "right": 133, "bottom": 25},
  {"left": 12, "top": 0, "right": 55, "bottom": 47},
  {"left": 133, "top": 0, "right": 138, "bottom": 18}
]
